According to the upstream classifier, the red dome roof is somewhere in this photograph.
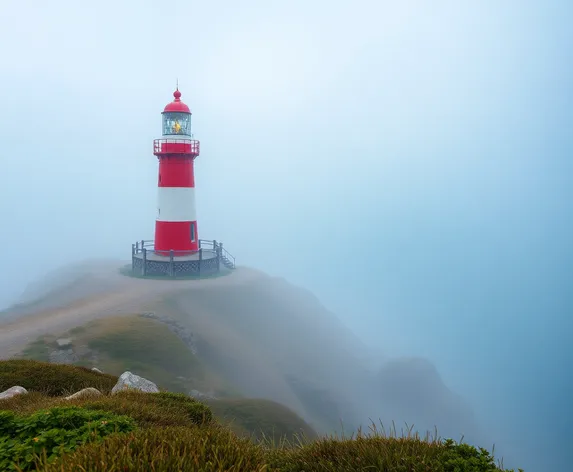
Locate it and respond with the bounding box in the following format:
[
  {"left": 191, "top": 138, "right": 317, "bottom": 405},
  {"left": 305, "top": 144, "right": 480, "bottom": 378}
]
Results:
[{"left": 163, "top": 89, "right": 191, "bottom": 113}]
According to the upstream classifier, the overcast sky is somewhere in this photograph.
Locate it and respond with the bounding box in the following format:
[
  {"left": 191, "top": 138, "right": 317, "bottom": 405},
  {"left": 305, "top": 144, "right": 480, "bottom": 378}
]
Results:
[{"left": 0, "top": 1, "right": 572, "bottom": 470}]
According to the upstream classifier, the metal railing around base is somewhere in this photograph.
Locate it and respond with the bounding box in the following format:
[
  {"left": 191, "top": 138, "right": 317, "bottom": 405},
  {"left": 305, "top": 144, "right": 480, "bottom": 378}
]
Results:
[{"left": 131, "top": 239, "right": 235, "bottom": 276}]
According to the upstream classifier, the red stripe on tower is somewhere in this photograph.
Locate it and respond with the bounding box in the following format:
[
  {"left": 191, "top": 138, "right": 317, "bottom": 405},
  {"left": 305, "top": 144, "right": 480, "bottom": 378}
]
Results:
[{"left": 153, "top": 88, "right": 201, "bottom": 255}]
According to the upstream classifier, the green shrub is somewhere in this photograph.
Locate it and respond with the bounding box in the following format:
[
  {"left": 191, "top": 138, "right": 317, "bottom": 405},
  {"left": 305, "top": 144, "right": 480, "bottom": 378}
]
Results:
[
  {"left": 0, "top": 360, "right": 117, "bottom": 396},
  {"left": 0, "top": 407, "right": 135, "bottom": 471},
  {"left": 438, "top": 439, "right": 522, "bottom": 472},
  {"left": 0, "top": 391, "right": 58, "bottom": 416},
  {"left": 40, "top": 425, "right": 267, "bottom": 472}
]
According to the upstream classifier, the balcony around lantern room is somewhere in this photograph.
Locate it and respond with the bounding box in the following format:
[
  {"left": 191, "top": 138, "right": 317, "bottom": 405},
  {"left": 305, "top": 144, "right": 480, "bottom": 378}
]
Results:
[{"left": 153, "top": 137, "right": 200, "bottom": 158}]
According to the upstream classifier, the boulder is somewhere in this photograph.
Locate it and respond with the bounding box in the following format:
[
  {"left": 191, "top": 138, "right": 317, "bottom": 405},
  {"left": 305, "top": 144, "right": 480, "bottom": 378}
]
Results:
[
  {"left": 91, "top": 367, "right": 104, "bottom": 374},
  {"left": 49, "top": 348, "right": 79, "bottom": 364},
  {"left": 111, "top": 371, "right": 159, "bottom": 395},
  {"left": 65, "top": 387, "right": 102, "bottom": 400},
  {"left": 0, "top": 386, "right": 28, "bottom": 401}
]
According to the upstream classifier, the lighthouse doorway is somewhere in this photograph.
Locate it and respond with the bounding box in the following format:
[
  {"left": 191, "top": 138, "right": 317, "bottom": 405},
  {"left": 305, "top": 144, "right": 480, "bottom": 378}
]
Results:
[{"left": 190, "top": 222, "right": 196, "bottom": 242}]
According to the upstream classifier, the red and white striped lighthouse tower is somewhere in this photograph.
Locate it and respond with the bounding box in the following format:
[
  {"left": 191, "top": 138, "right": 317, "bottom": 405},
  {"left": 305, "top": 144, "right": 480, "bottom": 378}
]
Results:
[
  {"left": 153, "top": 88, "right": 200, "bottom": 255},
  {"left": 130, "top": 85, "right": 235, "bottom": 277}
]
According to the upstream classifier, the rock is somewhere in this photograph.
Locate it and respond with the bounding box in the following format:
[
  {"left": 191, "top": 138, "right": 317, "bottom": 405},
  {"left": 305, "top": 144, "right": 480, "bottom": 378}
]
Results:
[
  {"left": 65, "top": 387, "right": 102, "bottom": 400},
  {"left": 92, "top": 367, "right": 104, "bottom": 374},
  {"left": 0, "top": 386, "right": 28, "bottom": 400},
  {"left": 49, "top": 348, "right": 79, "bottom": 364},
  {"left": 111, "top": 371, "right": 159, "bottom": 395},
  {"left": 56, "top": 338, "right": 73, "bottom": 349}
]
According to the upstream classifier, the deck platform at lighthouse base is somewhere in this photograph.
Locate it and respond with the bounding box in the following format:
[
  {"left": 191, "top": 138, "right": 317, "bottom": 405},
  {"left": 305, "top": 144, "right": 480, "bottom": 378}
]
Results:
[
  {"left": 131, "top": 239, "right": 235, "bottom": 278},
  {"left": 141, "top": 250, "right": 216, "bottom": 262}
]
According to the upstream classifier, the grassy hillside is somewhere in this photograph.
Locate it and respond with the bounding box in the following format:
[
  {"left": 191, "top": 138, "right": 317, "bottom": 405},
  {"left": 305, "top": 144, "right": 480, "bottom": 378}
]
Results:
[
  {"left": 0, "top": 359, "right": 315, "bottom": 444},
  {"left": 3, "top": 264, "right": 488, "bottom": 452},
  {"left": 17, "top": 314, "right": 234, "bottom": 397},
  {"left": 2, "top": 268, "right": 511, "bottom": 467},
  {"left": 13, "top": 314, "right": 317, "bottom": 443},
  {"left": 0, "top": 360, "right": 522, "bottom": 471}
]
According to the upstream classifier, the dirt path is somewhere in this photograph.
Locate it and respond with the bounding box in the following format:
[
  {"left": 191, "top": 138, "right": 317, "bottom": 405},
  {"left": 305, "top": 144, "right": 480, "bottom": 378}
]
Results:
[{"left": 0, "top": 264, "right": 264, "bottom": 360}]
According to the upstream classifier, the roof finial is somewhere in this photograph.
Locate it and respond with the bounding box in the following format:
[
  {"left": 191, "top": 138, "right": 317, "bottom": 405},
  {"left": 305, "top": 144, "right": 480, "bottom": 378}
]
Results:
[{"left": 173, "top": 79, "right": 181, "bottom": 100}]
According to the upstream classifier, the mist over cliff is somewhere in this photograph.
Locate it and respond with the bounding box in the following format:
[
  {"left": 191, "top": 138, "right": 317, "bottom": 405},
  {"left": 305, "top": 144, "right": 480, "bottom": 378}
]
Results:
[
  {"left": 1, "top": 2, "right": 571, "bottom": 471},
  {"left": 2, "top": 262, "right": 493, "bottom": 460}
]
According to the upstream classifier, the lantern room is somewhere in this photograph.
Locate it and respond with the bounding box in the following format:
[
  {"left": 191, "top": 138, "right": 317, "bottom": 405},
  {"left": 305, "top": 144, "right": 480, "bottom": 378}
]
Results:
[{"left": 161, "top": 89, "right": 192, "bottom": 136}]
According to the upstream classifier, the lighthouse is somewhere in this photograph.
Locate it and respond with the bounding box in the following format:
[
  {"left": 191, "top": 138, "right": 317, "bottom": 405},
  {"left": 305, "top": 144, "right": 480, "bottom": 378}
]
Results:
[
  {"left": 131, "top": 87, "right": 235, "bottom": 277},
  {"left": 154, "top": 88, "right": 199, "bottom": 255}
]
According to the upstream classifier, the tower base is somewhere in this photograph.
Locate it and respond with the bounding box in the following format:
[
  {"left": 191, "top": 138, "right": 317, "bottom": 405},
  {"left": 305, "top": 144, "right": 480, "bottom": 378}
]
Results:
[{"left": 131, "top": 239, "right": 235, "bottom": 278}]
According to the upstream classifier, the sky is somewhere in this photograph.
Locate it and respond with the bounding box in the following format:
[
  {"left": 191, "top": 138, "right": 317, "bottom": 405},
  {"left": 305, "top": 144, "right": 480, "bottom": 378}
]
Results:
[{"left": 0, "top": 1, "right": 572, "bottom": 470}]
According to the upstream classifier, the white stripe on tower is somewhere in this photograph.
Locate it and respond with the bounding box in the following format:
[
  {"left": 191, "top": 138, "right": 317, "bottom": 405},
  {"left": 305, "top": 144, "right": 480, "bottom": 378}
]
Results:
[{"left": 156, "top": 187, "right": 196, "bottom": 221}]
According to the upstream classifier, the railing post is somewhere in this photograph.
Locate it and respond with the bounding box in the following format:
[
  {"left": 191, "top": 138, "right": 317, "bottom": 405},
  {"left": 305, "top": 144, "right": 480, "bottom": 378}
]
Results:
[
  {"left": 135, "top": 241, "right": 139, "bottom": 253},
  {"left": 141, "top": 240, "right": 145, "bottom": 251},
  {"left": 169, "top": 250, "right": 174, "bottom": 276},
  {"left": 198, "top": 248, "right": 202, "bottom": 277},
  {"left": 131, "top": 244, "right": 135, "bottom": 273},
  {"left": 216, "top": 242, "right": 221, "bottom": 272},
  {"left": 142, "top": 248, "right": 147, "bottom": 276}
]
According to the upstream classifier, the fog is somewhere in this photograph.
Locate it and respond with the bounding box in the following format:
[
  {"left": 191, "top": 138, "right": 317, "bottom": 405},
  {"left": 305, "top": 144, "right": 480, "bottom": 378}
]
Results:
[{"left": 0, "top": 1, "right": 571, "bottom": 470}]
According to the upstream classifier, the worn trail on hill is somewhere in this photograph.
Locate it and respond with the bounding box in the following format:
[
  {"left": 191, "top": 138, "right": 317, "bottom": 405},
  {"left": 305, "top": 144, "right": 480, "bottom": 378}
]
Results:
[{"left": 0, "top": 265, "right": 262, "bottom": 359}]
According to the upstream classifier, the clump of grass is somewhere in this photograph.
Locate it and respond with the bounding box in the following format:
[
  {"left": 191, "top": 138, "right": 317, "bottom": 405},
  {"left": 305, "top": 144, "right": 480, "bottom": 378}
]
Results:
[
  {"left": 2, "top": 390, "right": 213, "bottom": 429},
  {"left": 261, "top": 424, "right": 523, "bottom": 472},
  {"left": 262, "top": 422, "right": 523, "bottom": 472},
  {"left": 39, "top": 425, "right": 267, "bottom": 472},
  {"left": 0, "top": 391, "right": 57, "bottom": 415},
  {"left": 0, "top": 360, "right": 117, "bottom": 396},
  {"left": 80, "top": 391, "right": 213, "bottom": 428},
  {"left": 207, "top": 397, "right": 318, "bottom": 443}
]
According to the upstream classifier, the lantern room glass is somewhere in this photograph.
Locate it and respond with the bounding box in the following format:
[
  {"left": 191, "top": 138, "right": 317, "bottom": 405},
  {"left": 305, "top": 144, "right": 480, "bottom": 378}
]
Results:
[{"left": 162, "top": 112, "right": 191, "bottom": 136}]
